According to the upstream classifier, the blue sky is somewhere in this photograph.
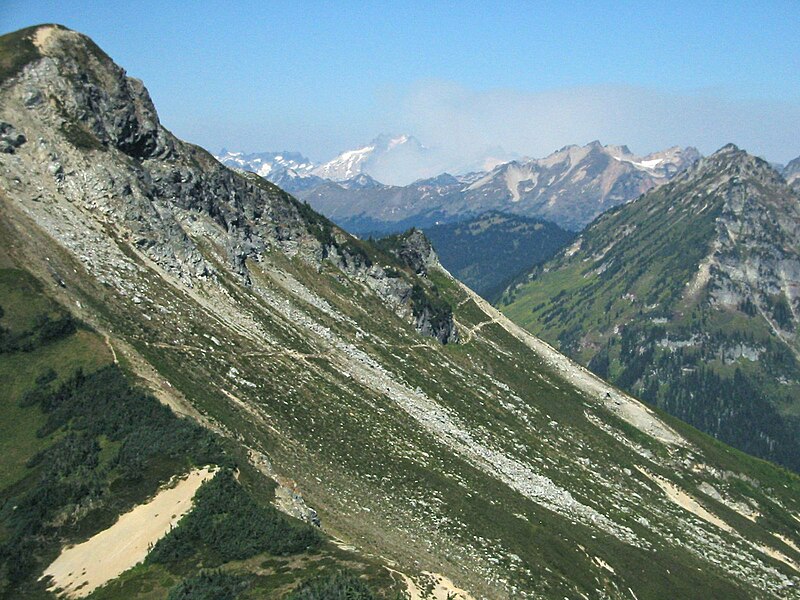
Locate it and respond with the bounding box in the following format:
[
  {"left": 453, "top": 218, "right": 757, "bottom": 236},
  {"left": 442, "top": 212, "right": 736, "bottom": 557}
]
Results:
[{"left": 4, "top": 1, "right": 800, "bottom": 165}]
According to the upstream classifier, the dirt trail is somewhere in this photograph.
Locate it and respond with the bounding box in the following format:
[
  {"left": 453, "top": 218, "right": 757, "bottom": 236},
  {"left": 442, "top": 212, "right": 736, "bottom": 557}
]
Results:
[
  {"left": 42, "top": 467, "right": 216, "bottom": 598},
  {"left": 453, "top": 276, "right": 686, "bottom": 447},
  {"left": 103, "top": 333, "right": 118, "bottom": 365}
]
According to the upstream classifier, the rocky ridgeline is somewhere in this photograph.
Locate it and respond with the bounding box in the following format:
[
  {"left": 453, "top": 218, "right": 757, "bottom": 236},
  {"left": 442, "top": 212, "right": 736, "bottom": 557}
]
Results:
[
  {"left": 500, "top": 143, "right": 800, "bottom": 471},
  {"left": 662, "top": 145, "right": 800, "bottom": 334},
  {"left": 783, "top": 156, "right": 800, "bottom": 191},
  {"left": 0, "top": 25, "right": 456, "bottom": 343},
  {"left": 2, "top": 25, "right": 800, "bottom": 598}
]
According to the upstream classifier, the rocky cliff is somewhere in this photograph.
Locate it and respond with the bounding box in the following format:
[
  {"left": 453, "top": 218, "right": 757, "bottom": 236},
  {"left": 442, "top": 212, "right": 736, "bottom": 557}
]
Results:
[
  {"left": 1, "top": 25, "right": 799, "bottom": 599},
  {"left": 0, "top": 24, "right": 456, "bottom": 343},
  {"left": 501, "top": 144, "right": 800, "bottom": 471}
]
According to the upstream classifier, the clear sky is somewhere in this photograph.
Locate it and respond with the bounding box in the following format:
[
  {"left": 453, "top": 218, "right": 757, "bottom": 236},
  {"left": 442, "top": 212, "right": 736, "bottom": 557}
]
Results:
[{"left": 4, "top": 1, "right": 800, "bottom": 166}]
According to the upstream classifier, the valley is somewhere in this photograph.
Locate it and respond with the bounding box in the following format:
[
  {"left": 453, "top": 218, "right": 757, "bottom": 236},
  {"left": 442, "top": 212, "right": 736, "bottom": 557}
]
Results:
[{"left": 0, "top": 22, "right": 798, "bottom": 600}]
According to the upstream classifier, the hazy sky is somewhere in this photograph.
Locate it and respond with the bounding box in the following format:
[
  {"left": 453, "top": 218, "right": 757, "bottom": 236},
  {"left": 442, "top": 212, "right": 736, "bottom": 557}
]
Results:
[{"left": 5, "top": 1, "right": 800, "bottom": 164}]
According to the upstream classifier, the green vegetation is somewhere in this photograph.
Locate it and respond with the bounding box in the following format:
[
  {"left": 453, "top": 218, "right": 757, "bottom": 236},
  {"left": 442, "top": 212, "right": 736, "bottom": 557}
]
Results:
[
  {"left": 0, "top": 25, "right": 43, "bottom": 83},
  {"left": 167, "top": 571, "right": 249, "bottom": 600},
  {"left": 2, "top": 33, "right": 799, "bottom": 595},
  {"left": 0, "top": 265, "right": 402, "bottom": 599},
  {"left": 0, "top": 363, "right": 229, "bottom": 593},
  {"left": 149, "top": 470, "right": 321, "bottom": 566},
  {"left": 500, "top": 160, "right": 800, "bottom": 472},
  {"left": 424, "top": 211, "right": 574, "bottom": 300},
  {"left": 286, "top": 571, "right": 376, "bottom": 600}
]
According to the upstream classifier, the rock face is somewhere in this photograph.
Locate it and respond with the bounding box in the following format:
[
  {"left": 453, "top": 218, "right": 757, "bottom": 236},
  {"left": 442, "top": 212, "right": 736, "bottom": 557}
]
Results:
[
  {"left": 381, "top": 229, "right": 438, "bottom": 275},
  {"left": 0, "top": 121, "right": 27, "bottom": 153},
  {"left": 0, "top": 24, "right": 455, "bottom": 342},
  {"left": 2, "top": 25, "right": 800, "bottom": 600},
  {"left": 501, "top": 144, "right": 800, "bottom": 471},
  {"left": 783, "top": 155, "right": 800, "bottom": 190},
  {"left": 292, "top": 142, "right": 700, "bottom": 234},
  {"left": 371, "top": 229, "right": 459, "bottom": 344}
]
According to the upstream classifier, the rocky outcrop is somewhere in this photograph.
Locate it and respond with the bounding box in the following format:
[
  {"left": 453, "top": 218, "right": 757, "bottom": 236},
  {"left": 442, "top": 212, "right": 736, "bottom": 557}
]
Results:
[
  {"left": 783, "top": 155, "right": 800, "bottom": 191},
  {"left": 501, "top": 144, "right": 800, "bottom": 471},
  {"left": 0, "top": 25, "right": 456, "bottom": 342},
  {"left": 378, "top": 228, "right": 438, "bottom": 275},
  {"left": 0, "top": 121, "right": 26, "bottom": 153}
]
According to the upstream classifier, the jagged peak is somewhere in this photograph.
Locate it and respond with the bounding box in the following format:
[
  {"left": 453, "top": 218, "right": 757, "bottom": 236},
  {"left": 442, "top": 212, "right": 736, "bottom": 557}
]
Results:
[
  {"left": 716, "top": 142, "right": 742, "bottom": 155},
  {"left": 376, "top": 228, "right": 439, "bottom": 274},
  {"left": 677, "top": 143, "right": 784, "bottom": 189}
]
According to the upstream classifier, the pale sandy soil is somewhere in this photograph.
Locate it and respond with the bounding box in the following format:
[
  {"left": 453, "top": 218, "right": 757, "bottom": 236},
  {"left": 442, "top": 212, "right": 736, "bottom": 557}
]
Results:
[
  {"left": 386, "top": 567, "right": 474, "bottom": 600},
  {"left": 754, "top": 542, "right": 800, "bottom": 573},
  {"left": 635, "top": 466, "right": 731, "bottom": 532},
  {"left": 637, "top": 467, "right": 800, "bottom": 573},
  {"left": 775, "top": 534, "right": 800, "bottom": 554},
  {"left": 33, "top": 25, "right": 57, "bottom": 50},
  {"left": 42, "top": 466, "right": 216, "bottom": 598}
]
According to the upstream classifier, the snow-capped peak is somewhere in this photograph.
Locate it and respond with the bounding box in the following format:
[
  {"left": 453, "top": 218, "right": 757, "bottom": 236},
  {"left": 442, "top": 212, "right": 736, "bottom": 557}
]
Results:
[
  {"left": 215, "top": 150, "right": 315, "bottom": 179},
  {"left": 312, "top": 134, "right": 425, "bottom": 183}
]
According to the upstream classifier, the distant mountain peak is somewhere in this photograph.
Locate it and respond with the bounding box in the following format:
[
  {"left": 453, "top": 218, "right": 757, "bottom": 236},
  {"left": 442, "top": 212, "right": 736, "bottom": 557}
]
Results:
[
  {"left": 682, "top": 144, "right": 783, "bottom": 190},
  {"left": 312, "top": 133, "right": 425, "bottom": 183}
]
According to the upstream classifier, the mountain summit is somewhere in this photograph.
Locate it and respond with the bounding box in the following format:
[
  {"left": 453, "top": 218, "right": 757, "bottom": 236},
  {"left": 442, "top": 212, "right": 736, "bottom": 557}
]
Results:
[
  {"left": 311, "top": 134, "right": 428, "bottom": 184},
  {"left": 501, "top": 144, "right": 800, "bottom": 471},
  {"left": 292, "top": 141, "right": 700, "bottom": 234},
  {"left": 1, "top": 25, "right": 799, "bottom": 599}
]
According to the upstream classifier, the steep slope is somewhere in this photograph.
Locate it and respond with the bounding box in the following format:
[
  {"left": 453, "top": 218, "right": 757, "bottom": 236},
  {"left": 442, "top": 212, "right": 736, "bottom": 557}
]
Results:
[
  {"left": 500, "top": 144, "right": 800, "bottom": 472},
  {"left": 422, "top": 212, "right": 575, "bottom": 300},
  {"left": 2, "top": 25, "right": 800, "bottom": 599},
  {"left": 784, "top": 155, "right": 800, "bottom": 190},
  {"left": 0, "top": 262, "right": 400, "bottom": 599},
  {"left": 294, "top": 142, "right": 700, "bottom": 233}
]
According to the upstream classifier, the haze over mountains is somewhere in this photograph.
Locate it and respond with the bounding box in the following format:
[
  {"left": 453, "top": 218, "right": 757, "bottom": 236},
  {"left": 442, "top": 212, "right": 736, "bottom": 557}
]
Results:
[
  {"left": 219, "top": 140, "right": 700, "bottom": 234},
  {"left": 2, "top": 23, "right": 800, "bottom": 599},
  {"left": 218, "top": 134, "right": 515, "bottom": 189}
]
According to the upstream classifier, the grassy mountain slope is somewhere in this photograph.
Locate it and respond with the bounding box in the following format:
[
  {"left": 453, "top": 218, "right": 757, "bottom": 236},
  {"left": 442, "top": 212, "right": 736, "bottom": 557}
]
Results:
[
  {"left": 422, "top": 212, "right": 574, "bottom": 301},
  {"left": 0, "top": 259, "right": 400, "bottom": 600},
  {"left": 500, "top": 145, "right": 800, "bottom": 473},
  {"left": 0, "top": 25, "right": 799, "bottom": 599}
]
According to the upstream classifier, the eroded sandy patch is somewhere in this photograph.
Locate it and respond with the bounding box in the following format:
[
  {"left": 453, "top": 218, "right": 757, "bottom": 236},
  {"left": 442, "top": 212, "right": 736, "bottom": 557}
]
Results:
[
  {"left": 33, "top": 25, "right": 59, "bottom": 50},
  {"left": 775, "top": 534, "right": 800, "bottom": 554},
  {"left": 635, "top": 466, "right": 731, "bottom": 532},
  {"left": 42, "top": 466, "right": 217, "bottom": 598},
  {"left": 387, "top": 568, "right": 474, "bottom": 600},
  {"left": 754, "top": 542, "right": 800, "bottom": 573}
]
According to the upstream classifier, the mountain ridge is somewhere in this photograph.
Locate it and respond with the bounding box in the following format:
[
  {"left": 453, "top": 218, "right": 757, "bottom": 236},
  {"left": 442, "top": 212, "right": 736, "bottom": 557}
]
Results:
[
  {"left": 1, "top": 24, "right": 799, "bottom": 599},
  {"left": 500, "top": 143, "right": 800, "bottom": 472},
  {"left": 291, "top": 141, "right": 700, "bottom": 234}
]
